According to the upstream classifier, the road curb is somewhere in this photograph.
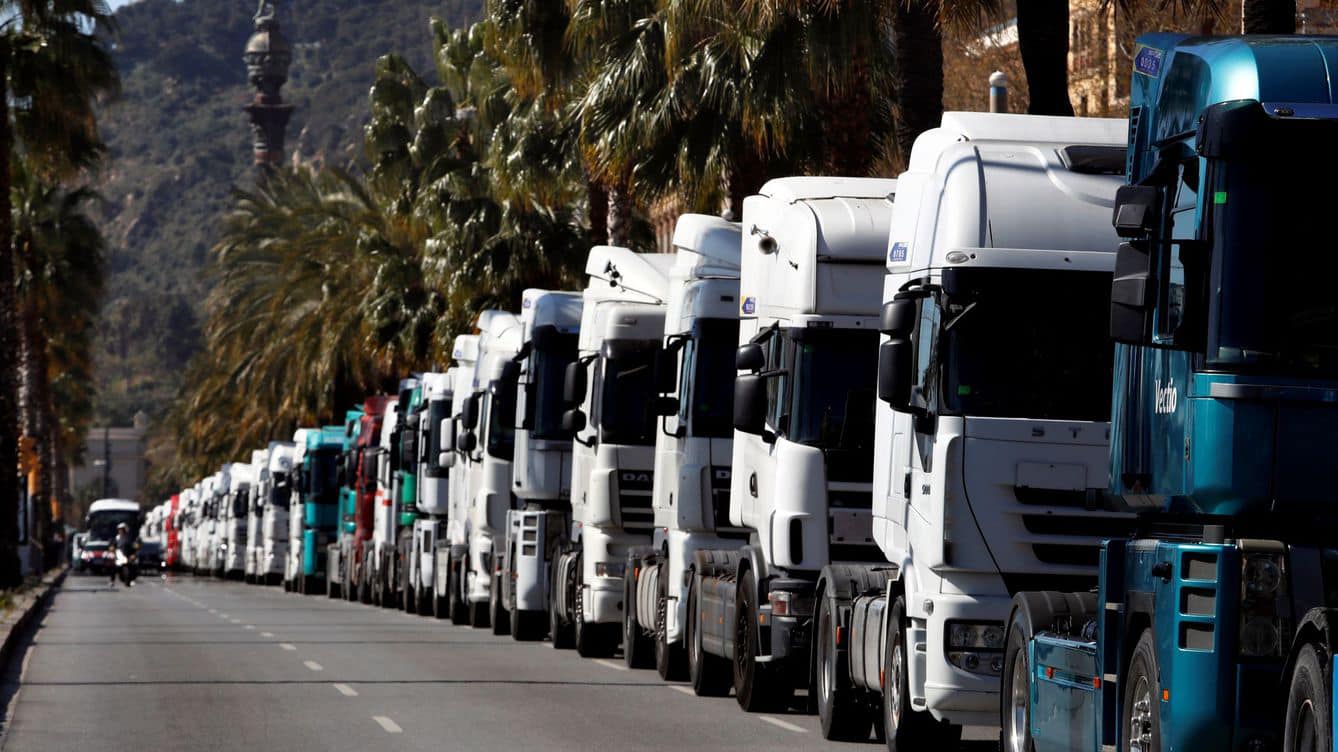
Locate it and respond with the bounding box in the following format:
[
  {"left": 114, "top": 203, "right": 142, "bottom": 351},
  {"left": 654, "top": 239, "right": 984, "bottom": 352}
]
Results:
[{"left": 0, "top": 566, "right": 67, "bottom": 671}]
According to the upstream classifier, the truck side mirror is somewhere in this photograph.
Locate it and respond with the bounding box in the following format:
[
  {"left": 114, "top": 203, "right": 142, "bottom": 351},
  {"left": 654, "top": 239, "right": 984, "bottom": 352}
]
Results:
[
  {"left": 461, "top": 394, "right": 480, "bottom": 430},
  {"left": 438, "top": 452, "right": 454, "bottom": 469},
  {"left": 1110, "top": 241, "right": 1153, "bottom": 345},
  {"left": 877, "top": 339, "right": 914, "bottom": 409},
  {"left": 733, "top": 374, "right": 766, "bottom": 435},
  {"left": 736, "top": 343, "right": 765, "bottom": 372},
  {"left": 654, "top": 396, "right": 679, "bottom": 416},
  {"left": 880, "top": 298, "right": 918, "bottom": 338},
  {"left": 563, "top": 362, "right": 587, "bottom": 405},
  {"left": 459, "top": 431, "right": 477, "bottom": 453},
  {"left": 1113, "top": 185, "right": 1159, "bottom": 238},
  {"left": 655, "top": 348, "right": 679, "bottom": 394},
  {"left": 440, "top": 418, "right": 455, "bottom": 452},
  {"left": 562, "top": 408, "right": 587, "bottom": 435}
]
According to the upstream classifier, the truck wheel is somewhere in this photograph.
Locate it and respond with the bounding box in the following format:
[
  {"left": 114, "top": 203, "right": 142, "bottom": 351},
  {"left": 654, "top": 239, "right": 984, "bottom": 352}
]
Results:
[
  {"left": 883, "top": 596, "right": 959, "bottom": 751},
  {"left": 655, "top": 563, "right": 687, "bottom": 681},
  {"left": 417, "top": 585, "right": 432, "bottom": 617},
  {"left": 1002, "top": 607, "right": 1036, "bottom": 752},
  {"left": 327, "top": 574, "right": 340, "bottom": 599},
  {"left": 1122, "top": 630, "right": 1162, "bottom": 752},
  {"left": 817, "top": 594, "right": 873, "bottom": 741},
  {"left": 688, "top": 576, "right": 730, "bottom": 696},
  {"left": 575, "top": 583, "right": 617, "bottom": 658},
  {"left": 358, "top": 566, "right": 372, "bottom": 605},
  {"left": 401, "top": 558, "right": 416, "bottom": 613},
  {"left": 550, "top": 562, "right": 575, "bottom": 649},
  {"left": 449, "top": 560, "right": 469, "bottom": 625},
  {"left": 468, "top": 598, "right": 490, "bottom": 629},
  {"left": 733, "top": 568, "right": 789, "bottom": 712},
  {"left": 490, "top": 575, "right": 510, "bottom": 635},
  {"left": 372, "top": 565, "right": 384, "bottom": 607},
  {"left": 623, "top": 568, "right": 654, "bottom": 669},
  {"left": 512, "top": 610, "right": 546, "bottom": 641},
  {"left": 1285, "top": 644, "right": 1331, "bottom": 752}
]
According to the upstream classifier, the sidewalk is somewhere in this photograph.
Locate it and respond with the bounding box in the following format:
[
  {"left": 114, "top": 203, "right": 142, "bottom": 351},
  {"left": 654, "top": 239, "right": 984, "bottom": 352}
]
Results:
[{"left": 0, "top": 567, "right": 66, "bottom": 670}]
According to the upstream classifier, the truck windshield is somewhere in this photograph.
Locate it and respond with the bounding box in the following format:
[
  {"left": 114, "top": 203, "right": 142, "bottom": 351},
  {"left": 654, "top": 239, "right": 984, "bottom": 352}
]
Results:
[
  {"left": 528, "top": 333, "right": 579, "bottom": 440},
  {"left": 270, "top": 473, "right": 290, "bottom": 508},
  {"left": 939, "top": 267, "right": 1112, "bottom": 421},
  {"left": 687, "top": 319, "right": 739, "bottom": 438},
  {"left": 232, "top": 489, "right": 248, "bottom": 518},
  {"left": 788, "top": 329, "right": 878, "bottom": 460},
  {"left": 1209, "top": 146, "right": 1338, "bottom": 375},
  {"left": 486, "top": 381, "right": 517, "bottom": 460},
  {"left": 309, "top": 450, "right": 339, "bottom": 503},
  {"left": 87, "top": 511, "right": 139, "bottom": 542},
  {"left": 598, "top": 347, "right": 658, "bottom": 446}
]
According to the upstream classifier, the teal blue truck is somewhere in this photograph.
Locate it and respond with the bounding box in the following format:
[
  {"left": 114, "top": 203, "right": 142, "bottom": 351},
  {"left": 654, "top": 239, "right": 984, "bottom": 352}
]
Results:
[
  {"left": 1002, "top": 34, "right": 1338, "bottom": 752},
  {"left": 296, "top": 425, "right": 343, "bottom": 595}
]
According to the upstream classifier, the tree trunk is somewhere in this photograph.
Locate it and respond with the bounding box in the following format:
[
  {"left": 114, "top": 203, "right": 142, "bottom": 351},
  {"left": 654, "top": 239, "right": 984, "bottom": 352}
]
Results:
[
  {"left": 1242, "top": 0, "right": 1296, "bottom": 33},
  {"left": 818, "top": 56, "right": 874, "bottom": 175},
  {"left": 586, "top": 177, "right": 608, "bottom": 248},
  {"left": 607, "top": 182, "right": 632, "bottom": 248},
  {"left": 728, "top": 146, "right": 770, "bottom": 221},
  {"left": 18, "top": 299, "right": 49, "bottom": 571},
  {"left": 1018, "top": 0, "right": 1075, "bottom": 117},
  {"left": 889, "top": 1, "right": 944, "bottom": 170},
  {"left": 0, "top": 49, "right": 23, "bottom": 588}
]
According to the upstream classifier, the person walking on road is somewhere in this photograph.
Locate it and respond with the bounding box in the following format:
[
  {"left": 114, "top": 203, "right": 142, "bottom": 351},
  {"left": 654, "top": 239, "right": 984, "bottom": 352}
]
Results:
[{"left": 108, "top": 523, "right": 138, "bottom": 587}]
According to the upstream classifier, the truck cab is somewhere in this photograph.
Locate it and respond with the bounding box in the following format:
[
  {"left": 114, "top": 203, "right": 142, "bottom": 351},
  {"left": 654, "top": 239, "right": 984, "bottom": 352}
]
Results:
[
  {"left": 245, "top": 448, "right": 268, "bottom": 583},
  {"left": 500, "top": 289, "right": 583, "bottom": 641},
  {"left": 295, "top": 426, "right": 342, "bottom": 594},
  {"left": 693, "top": 177, "right": 894, "bottom": 710},
  {"left": 1006, "top": 34, "right": 1338, "bottom": 752},
  {"left": 222, "top": 461, "right": 254, "bottom": 580},
  {"left": 329, "top": 408, "right": 365, "bottom": 598},
  {"left": 410, "top": 371, "right": 453, "bottom": 618},
  {"left": 551, "top": 245, "right": 672, "bottom": 658},
  {"left": 285, "top": 427, "right": 315, "bottom": 591},
  {"left": 625, "top": 215, "right": 745, "bottom": 677},
  {"left": 371, "top": 397, "right": 400, "bottom": 605},
  {"left": 444, "top": 336, "right": 480, "bottom": 624},
  {"left": 260, "top": 441, "right": 295, "bottom": 586}
]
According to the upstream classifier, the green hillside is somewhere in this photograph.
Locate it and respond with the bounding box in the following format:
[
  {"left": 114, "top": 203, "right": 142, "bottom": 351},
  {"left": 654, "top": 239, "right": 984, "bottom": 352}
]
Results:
[{"left": 94, "top": 0, "right": 483, "bottom": 425}]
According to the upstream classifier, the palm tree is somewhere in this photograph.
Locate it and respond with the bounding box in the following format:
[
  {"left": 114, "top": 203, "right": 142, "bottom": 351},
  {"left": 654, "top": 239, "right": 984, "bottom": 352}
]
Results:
[
  {"left": 0, "top": 0, "right": 118, "bottom": 585},
  {"left": 1016, "top": 0, "right": 1074, "bottom": 116},
  {"left": 11, "top": 159, "right": 105, "bottom": 569}
]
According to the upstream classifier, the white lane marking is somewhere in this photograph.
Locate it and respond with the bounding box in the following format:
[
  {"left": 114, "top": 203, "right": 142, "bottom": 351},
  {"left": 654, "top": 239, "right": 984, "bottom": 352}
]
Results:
[
  {"left": 208, "top": 609, "right": 217, "bottom": 614},
  {"left": 243, "top": 625, "right": 255, "bottom": 630},
  {"left": 373, "top": 716, "right": 402, "bottom": 734},
  {"left": 229, "top": 619, "right": 241, "bottom": 624},
  {"left": 591, "top": 659, "right": 628, "bottom": 672},
  {"left": 260, "top": 632, "right": 274, "bottom": 638},
  {"left": 304, "top": 661, "right": 324, "bottom": 672},
  {"left": 333, "top": 683, "right": 358, "bottom": 697},
  {"left": 279, "top": 643, "right": 297, "bottom": 651},
  {"left": 669, "top": 686, "right": 695, "bottom": 696},
  {"left": 758, "top": 715, "right": 808, "bottom": 734}
]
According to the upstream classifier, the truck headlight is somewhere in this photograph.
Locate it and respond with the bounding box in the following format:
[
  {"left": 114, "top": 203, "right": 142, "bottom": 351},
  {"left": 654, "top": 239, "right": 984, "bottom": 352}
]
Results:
[
  {"left": 1239, "top": 551, "right": 1288, "bottom": 657},
  {"left": 946, "top": 620, "right": 1004, "bottom": 676}
]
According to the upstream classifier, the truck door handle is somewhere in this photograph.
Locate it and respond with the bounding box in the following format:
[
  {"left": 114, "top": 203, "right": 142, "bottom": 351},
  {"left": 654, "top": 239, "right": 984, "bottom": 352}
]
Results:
[
  {"left": 903, "top": 472, "right": 911, "bottom": 499},
  {"left": 749, "top": 473, "right": 758, "bottom": 498}
]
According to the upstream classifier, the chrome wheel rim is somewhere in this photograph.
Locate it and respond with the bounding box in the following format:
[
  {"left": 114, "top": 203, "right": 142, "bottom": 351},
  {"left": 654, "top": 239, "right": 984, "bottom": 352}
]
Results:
[
  {"left": 888, "top": 641, "right": 903, "bottom": 728},
  {"left": 1129, "top": 676, "right": 1154, "bottom": 752},
  {"left": 818, "top": 612, "right": 832, "bottom": 708},
  {"left": 1008, "top": 652, "right": 1029, "bottom": 752}
]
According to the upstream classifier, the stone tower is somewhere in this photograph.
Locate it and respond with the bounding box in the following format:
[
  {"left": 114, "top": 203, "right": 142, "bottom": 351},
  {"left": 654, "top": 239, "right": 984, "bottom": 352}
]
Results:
[{"left": 242, "top": 1, "right": 294, "bottom": 168}]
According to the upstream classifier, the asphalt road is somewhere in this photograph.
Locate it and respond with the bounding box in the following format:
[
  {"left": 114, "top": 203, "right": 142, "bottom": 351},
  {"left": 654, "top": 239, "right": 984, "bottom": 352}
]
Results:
[{"left": 0, "top": 574, "right": 995, "bottom": 751}]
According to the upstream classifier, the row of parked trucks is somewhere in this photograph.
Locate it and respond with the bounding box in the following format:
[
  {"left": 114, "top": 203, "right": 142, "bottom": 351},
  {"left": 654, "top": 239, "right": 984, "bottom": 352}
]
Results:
[{"left": 149, "top": 34, "right": 1338, "bottom": 751}]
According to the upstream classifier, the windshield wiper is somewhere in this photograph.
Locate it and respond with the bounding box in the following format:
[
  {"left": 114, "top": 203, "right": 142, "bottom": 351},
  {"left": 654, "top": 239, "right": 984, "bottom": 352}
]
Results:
[{"left": 943, "top": 302, "right": 979, "bottom": 332}]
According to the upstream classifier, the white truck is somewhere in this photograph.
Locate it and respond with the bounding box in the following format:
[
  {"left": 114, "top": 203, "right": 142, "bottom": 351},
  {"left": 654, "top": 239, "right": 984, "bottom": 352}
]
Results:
[
  {"left": 244, "top": 447, "right": 268, "bottom": 583},
  {"left": 408, "top": 371, "right": 453, "bottom": 617},
  {"left": 811, "top": 113, "right": 1134, "bottom": 744},
  {"left": 260, "top": 441, "right": 295, "bottom": 586},
  {"left": 624, "top": 215, "right": 745, "bottom": 676},
  {"left": 453, "top": 311, "right": 524, "bottom": 631},
  {"left": 221, "top": 461, "right": 254, "bottom": 579},
  {"left": 443, "top": 336, "right": 479, "bottom": 624},
  {"left": 551, "top": 245, "right": 672, "bottom": 657},
  {"left": 691, "top": 177, "right": 894, "bottom": 710},
  {"left": 498, "top": 289, "right": 583, "bottom": 641},
  {"left": 177, "top": 487, "right": 196, "bottom": 573},
  {"left": 285, "top": 428, "right": 316, "bottom": 591},
  {"left": 199, "top": 472, "right": 222, "bottom": 576},
  {"left": 370, "top": 382, "right": 413, "bottom": 608}
]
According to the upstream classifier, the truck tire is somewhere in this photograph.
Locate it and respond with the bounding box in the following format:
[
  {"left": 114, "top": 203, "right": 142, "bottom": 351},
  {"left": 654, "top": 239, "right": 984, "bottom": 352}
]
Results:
[
  {"left": 490, "top": 574, "right": 510, "bottom": 635},
  {"left": 883, "top": 596, "right": 960, "bottom": 751},
  {"left": 372, "top": 564, "right": 384, "bottom": 607},
  {"left": 358, "top": 564, "right": 372, "bottom": 605},
  {"left": 575, "top": 579, "right": 617, "bottom": 658},
  {"left": 817, "top": 594, "right": 873, "bottom": 741},
  {"left": 655, "top": 563, "right": 687, "bottom": 681},
  {"left": 418, "top": 585, "right": 432, "bottom": 617},
  {"left": 1285, "top": 643, "right": 1331, "bottom": 752},
  {"left": 403, "top": 562, "right": 417, "bottom": 614},
  {"left": 469, "top": 597, "right": 490, "bottom": 629},
  {"left": 688, "top": 576, "right": 730, "bottom": 695},
  {"left": 1002, "top": 605, "right": 1037, "bottom": 752},
  {"left": 733, "top": 568, "right": 789, "bottom": 712},
  {"left": 1122, "top": 630, "right": 1162, "bottom": 752},
  {"left": 327, "top": 572, "right": 340, "bottom": 599},
  {"left": 449, "top": 560, "right": 469, "bottom": 625},
  {"left": 623, "top": 568, "right": 654, "bottom": 669},
  {"left": 550, "top": 561, "right": 575, "bottom": 650},
  {"left": 512, "top": 609, "right": 546, "bottom": 641}
]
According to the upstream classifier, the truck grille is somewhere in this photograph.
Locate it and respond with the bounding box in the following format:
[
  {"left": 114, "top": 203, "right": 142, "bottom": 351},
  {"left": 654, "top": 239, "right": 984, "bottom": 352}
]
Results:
[
  {"left": 1013, "top": 487, "right": 1135, "bottom": 571},
  {"left": 618, "top": 470, "right": 654, "bottom": 534}
]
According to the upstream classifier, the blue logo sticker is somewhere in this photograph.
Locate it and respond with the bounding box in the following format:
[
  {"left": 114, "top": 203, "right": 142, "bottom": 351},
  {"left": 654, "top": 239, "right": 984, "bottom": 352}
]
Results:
[
  {"left": 1134, "top": 45, "right": 1162, "bottom": 77},
  {"left": 522, "top": 297, "right": 533, "bottom": 309},
  {"left": 889, "top": 242, "right": 909, "bottom": 263},
  {"left": 741, "top": 296, "right": 756, "bottom": 315}
]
